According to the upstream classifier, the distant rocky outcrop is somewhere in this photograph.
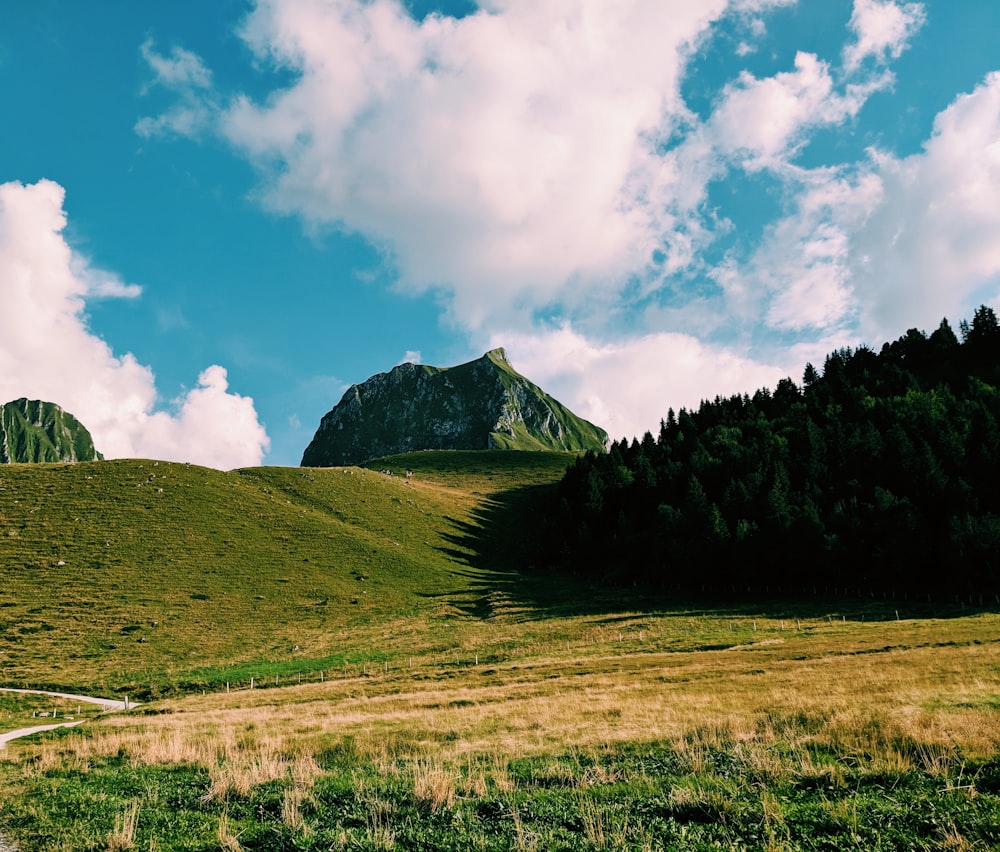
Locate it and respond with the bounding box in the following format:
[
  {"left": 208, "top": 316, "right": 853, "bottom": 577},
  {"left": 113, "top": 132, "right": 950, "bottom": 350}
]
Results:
[
  {"left": 0, "top": 399, "right": 103, "bottom": 463},
  {"left": 301, "top": 348, "right": 608, "bottom": 467}
]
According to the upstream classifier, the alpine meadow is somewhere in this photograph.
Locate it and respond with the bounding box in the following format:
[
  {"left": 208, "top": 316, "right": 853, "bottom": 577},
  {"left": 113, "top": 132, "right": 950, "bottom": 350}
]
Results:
[
  {"left": 1, "top": 314, "right": 1000, "bottom": 849},
  {"left": 3, "top": 0, "right": 1000, "bottom": 849}
]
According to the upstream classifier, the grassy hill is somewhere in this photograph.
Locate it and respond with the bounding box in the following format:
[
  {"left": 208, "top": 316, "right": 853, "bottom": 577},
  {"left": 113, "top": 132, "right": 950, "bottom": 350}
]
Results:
[
  {"left": 0, "top": 451, "right": 574, "bottom": 695},
  {"left": 1, "top": 451, "right": 999, "bottom": 849}
]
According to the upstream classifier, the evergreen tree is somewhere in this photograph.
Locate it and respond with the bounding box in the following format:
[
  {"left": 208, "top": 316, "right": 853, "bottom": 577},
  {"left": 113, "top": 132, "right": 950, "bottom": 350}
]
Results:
[{"left": 542, "top": 307, "right": 1000, "bottom": 596}]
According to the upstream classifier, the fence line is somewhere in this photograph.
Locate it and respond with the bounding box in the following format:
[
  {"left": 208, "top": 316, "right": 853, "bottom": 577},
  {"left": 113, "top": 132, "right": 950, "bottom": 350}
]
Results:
[{"left": 155, "top": 605, "right": 957, "bottom": 698}]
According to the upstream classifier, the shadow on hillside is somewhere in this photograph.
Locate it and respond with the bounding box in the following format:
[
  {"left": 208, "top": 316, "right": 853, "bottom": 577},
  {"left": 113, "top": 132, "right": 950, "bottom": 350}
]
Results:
[
  {"left": 426, "top": 482, "right": 605, "bottom": 621},
  {"left": 428, "top": 483, "right": 999, "bottom": 623}
]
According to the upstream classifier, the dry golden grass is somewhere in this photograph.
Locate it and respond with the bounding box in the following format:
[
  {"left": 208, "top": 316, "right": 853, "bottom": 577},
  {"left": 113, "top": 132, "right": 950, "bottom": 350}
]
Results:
[
  {"left": 216, "top": 808, "right": 242, "bottom": 852},
  {"left": 9, "top": 614, "right": 998, "bottom": 809},
  {"left": 2, "top": 597, "right": 997, "bottom": 852},
  {"left": 105, "top": 800, "right": 140, "bottom": 851},
  {"left": 412, "top": 757, "right": 457, "bottom": 812}
]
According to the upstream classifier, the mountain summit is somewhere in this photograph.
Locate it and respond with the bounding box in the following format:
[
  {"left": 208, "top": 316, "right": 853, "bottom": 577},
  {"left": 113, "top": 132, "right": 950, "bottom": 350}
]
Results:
[
  {"left": 0, "top": 399, "right": 103, "bottom": 464},
  {"left": 301, "top": 348, "right": 608, "bottom": 467}
]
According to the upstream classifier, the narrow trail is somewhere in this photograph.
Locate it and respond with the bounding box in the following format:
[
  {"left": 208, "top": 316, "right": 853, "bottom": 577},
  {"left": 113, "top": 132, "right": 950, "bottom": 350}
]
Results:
[
  {"left": 0, "top": 687, "right": 134, "bottom": 749},
  {"left": 0, "top": 687, "right": 132, "bottom": 712},
  {"left": 0, "top": 719, "right": 86, "bottom": 749},
  {"left": 0, "top": 688, "right": 135, "bottom": 850}
]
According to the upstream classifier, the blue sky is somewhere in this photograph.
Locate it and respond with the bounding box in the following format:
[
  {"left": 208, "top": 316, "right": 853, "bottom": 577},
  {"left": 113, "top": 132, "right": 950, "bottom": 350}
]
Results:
[{"left": 1, "top": 0, "right": 999, "bottom": 467}]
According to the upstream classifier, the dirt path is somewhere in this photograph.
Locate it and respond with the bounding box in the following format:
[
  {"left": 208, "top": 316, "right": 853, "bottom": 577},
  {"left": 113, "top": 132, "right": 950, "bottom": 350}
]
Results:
[
  {"left": 0, "top": 719, "right": 86, "bottom": 749},
  {"left": 0, "top": 687, "right": 135, "bottom": 750},
  {"left": 0, "top": 687, "right": 132, "bottom": 712},
  {"left": 0, "top": 689, "right": 135, "bottom": 850}
]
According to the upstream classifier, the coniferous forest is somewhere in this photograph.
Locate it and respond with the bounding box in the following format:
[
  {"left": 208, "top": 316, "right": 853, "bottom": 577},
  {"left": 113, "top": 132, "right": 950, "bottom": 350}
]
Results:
[{"left": 547, "top": 307, "right": 1000, "bottom": 596}]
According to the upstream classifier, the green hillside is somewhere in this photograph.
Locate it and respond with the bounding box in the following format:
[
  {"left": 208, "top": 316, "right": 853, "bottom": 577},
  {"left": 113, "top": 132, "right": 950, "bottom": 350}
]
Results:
[
  {"left": 2, "top": 454, "right": 1000, "bottom": 850},
  {"left": 0, "top": 452, "right": 574, "bottom": 696}
]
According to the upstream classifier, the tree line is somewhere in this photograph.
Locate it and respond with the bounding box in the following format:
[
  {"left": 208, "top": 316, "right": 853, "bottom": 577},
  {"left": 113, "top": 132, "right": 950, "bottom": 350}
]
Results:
[{"left": 545, "top": 307, "right": 1000, "bottom": 596}]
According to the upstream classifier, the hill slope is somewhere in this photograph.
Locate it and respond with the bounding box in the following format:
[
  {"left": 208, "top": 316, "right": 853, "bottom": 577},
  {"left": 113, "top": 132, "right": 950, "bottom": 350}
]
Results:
[
  {"left": 0, "top": 399, "right": 102, "bottom": 463},
  {"left": 0, "top": 451, "right": 574, "bottom": 694},
  {"left": 301, "top": 348, "right": 607, "bottom": 466}
]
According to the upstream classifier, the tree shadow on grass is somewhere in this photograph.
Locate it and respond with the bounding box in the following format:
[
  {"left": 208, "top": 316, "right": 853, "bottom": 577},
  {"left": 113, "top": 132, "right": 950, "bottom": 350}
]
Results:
[
  {"left": 424, "top": 482, "right": 614, "bottom": 621},
  {"left": 427, "top": 481, "right": 999, "bottom": 623}
]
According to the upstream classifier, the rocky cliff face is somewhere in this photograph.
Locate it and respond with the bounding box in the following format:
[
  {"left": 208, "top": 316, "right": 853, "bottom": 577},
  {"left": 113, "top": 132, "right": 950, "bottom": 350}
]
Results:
[
  {"left": 0, "top": 399, "right": 103, "bottom": 463},
  {"left": 301, "top": 349, "right": 608, "bottom": 467}
]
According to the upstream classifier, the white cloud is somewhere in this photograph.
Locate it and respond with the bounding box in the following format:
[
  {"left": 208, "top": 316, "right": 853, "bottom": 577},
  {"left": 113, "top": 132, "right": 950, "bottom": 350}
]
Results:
[
  {"left": 140, "top": 0, "right": 915, "bottom": 341},
  {"left": 70, "top": 255, "right": 143, "bottom": 300},
  {"left": 708, "top": 52, "right": 875, "bottom": 170},
  {"left": 134, "top": 366, "right": 270, "bottom": 469},
  {"left": 136, "top": 0, "right": 971, "bottom": 426},
  {"left": 730, "top": 0, "right": 796, "bottom": 10},
  {"left": 851, "top": 71, "right": 1000, "bottom": 338},
  {"left": 491, "top": 325, "right": 790, "bottom": 440},
  {"left": 399, "top": 350, "right": 422, "bottom": 365},
  {"left": 219, "top": 0, "right": 736, "bottom": 328},
  {"left": 626, "top": 44, "right": 896, "bottom": 332},
  {"left": 0, "top": 179, "right": 269, "bottom": 469},
  {"left": 135, "top": 105, "right": 214, "bottom": 140},
  {"left": 731, "top": 168, "right": 882, "bottom": 332},
  {"left": 139, "top": 37, "right": 213, "bottom": 91},
  {"left": 843, "top": 0, "right": 925, "bottom": 73},
  {"left": 136, "top": 38, "right": 217, "bottom": 139},
  {"left": 717, "top": 70, "right": 1000, "bottom": 344}
]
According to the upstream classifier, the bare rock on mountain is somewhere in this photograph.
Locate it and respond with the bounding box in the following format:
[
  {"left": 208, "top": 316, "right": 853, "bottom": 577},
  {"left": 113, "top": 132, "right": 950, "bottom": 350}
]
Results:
[{"left": 301, "top": 349, "right": 607, "bottom": 467}]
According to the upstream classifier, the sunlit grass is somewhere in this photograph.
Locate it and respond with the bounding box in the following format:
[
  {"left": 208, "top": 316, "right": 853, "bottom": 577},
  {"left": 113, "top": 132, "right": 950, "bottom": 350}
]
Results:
[
  {"left": 1, "top": 451, "right": 999, "bottom": 848},
  {"left": 0, "top": 452, "right": 575, "bottom": 694},
  {"left": 1, "top": 609, "right": 998, "bottom": 849}
]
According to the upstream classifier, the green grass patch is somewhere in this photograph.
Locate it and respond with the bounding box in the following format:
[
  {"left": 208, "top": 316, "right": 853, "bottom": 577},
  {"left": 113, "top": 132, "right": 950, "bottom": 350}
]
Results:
[
  {"left": 3, "top": 738, "right": 999, "bottom": 850},
  {"left": 0, "top": 453, "right": 575, "bottom": 694}
]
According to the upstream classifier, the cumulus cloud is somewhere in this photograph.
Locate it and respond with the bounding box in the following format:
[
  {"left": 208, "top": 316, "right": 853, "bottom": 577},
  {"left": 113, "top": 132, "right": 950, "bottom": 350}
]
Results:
[
  {"left": 0, "top": 179, "right": 269, "bottom": 468},
  {"left": 135, "top": 365, "right": 270, "bottom": 468},
  {"left": 137, "top": 0, "right": 990, "bottom": 443},
  {"left": 707, "top": 52, "right": 879, "bottom": 171},
  {"left": 492, "top": 325, "right": 790, "bottom": 440},
  {"left": 218, "top": 0, "right": 739, "bottom": 328},
  {"left": 731, "top": 71, "right": 1000, "bottom": 343},
  {"left": 843, "top": 0, "right": 925, "bottom": 72},
  {"left": 729, "top": 169, "right": 882, "bottom": 332},
  {"left": 141, "top": 0, "right": 917, "bottom": 338},
  {"left": 851, "top": 71, "right": 1000, "bottom": 338}
]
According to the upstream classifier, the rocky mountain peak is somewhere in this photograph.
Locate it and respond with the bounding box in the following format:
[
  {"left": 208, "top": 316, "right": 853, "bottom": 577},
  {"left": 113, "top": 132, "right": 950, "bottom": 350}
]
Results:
[{"left": 301, "top": 350, "right": 607, "bottom": 467}]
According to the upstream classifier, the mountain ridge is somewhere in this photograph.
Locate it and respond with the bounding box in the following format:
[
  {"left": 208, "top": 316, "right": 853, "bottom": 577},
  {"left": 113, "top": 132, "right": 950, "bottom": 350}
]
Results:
[
  {"left": 301, "top": 348, "right": 607, "bottom": 467},
  {"left": 0, "top": 398, "right": 102, "bottom": 464}
]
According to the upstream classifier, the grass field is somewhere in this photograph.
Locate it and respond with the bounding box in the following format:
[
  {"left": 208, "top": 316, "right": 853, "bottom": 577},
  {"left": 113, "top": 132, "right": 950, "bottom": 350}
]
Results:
[
  {"left": 1, "top": 451, "right": 999, "bottom": 849},
  {"left": 2, "top": 607, "right": 998, "bottom": 850},
  {"left": 0, "top": 451, "right": 570, "bottom": 695}
]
